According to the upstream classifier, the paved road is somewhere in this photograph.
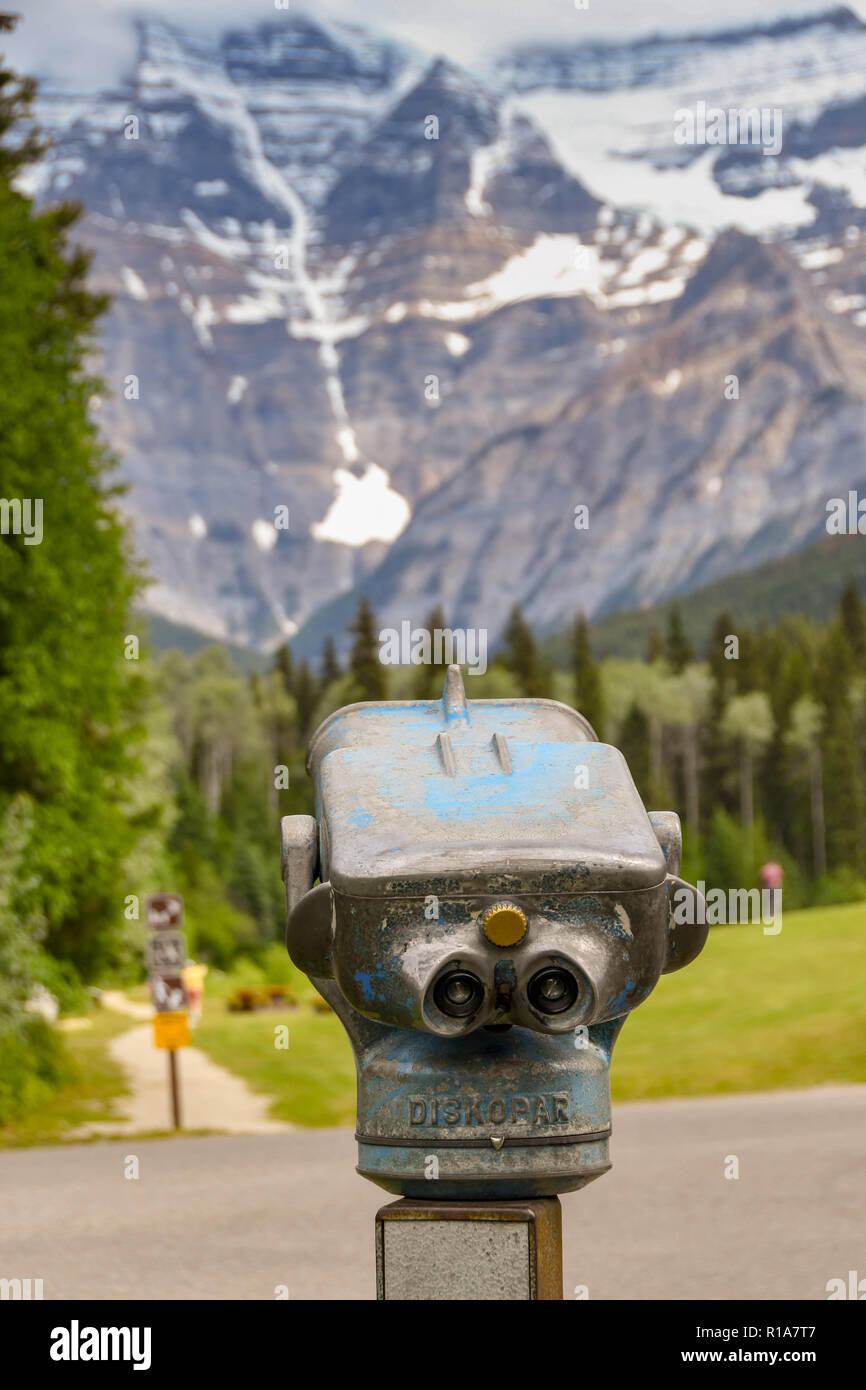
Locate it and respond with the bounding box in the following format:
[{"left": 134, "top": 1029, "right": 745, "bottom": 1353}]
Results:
[{"left": 1, "top": 1085, "right": 863, "bottom": 1300}]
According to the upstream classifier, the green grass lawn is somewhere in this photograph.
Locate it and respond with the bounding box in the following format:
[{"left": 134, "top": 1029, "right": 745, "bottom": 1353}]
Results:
[
  {"left": 613, "top": 900, "right": 866, "bottom": 1099},
  {"left": 0, "top": 1007, "right": 136, "bottom": 1148},
  {"left": 192, "top": 901, "right": 865, "bottom": 1125},
  {"left": 194, "top": 1004, "right": 356, "bottom": 1127}
]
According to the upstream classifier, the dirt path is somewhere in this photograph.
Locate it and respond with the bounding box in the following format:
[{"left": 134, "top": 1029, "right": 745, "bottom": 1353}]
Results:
[
  {"left": 98, "top": 989, "right": 153, "bottom": 1021},
  {"left": 73, "top": 995, "right": 291, "bottom": 1138}
]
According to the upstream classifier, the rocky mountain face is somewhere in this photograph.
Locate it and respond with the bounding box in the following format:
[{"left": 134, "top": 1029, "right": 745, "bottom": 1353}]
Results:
[
  {"left": 351, "top": 231, "right": 866, "bottom": 636},
  {"left": 24, "top": 8, "right": 866, "bottom": 652}
]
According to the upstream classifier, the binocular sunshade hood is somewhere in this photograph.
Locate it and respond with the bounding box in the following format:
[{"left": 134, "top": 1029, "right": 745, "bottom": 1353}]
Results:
[{"left": 281, "top": 666, "right": 707, "bottom": 1200}]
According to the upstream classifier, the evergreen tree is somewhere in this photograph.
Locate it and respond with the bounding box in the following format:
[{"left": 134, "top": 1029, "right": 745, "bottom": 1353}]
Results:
[
  {"left": 412, "top": 604, "right": 448, "bottom": 699},
  {"left": 706, "top": 610, "right": 737, "bottom": 691},
  {"left": 348, "top": 597, "right": 386, "bottom": 701},
  {"left": 168, "top": 766, "right": 217, "bottom": 867},
  {"left": 732, "top": 627, "right": 765, "bottom": 694},
  {"left": 666, "top": 604, "right": 694, "bottom": 672},
  {"left": 762, "top": 629, "right": 812, "bottom": 848},
  {"left": 702, "top": 610, "right": 739, "bottom": 822},
  {"left": 293, "top": 659, "right": 319, "bottom": 740},
  {"left": 814, "top": 622, "right": 865, "bottom": 872},
  {"left": 274, "top": 641, "right": 294, "bottom": 695},
  {"left": 618, "top": 702, "right": 651, "bottom": 802},
  {"left": 0, "top": 794, "right": 68, "bottom": 1123},
  {"left": 572, "top": 613, "right": 604, "bottom": 737},
  {"left": 254, "top": 670, "right": 295, "bottom": 807},
  {"left": 228, "top": 837, "right": 277, "bottom": 940},
  {"left": 501, "top": 604, "right": 548, "bottom": 698},
  {"left": 320, "top": 635, "right": 342, "bottom": 690},
  {"left": 839, "top": 581, "right": 866, "bottom": 665},
  {"left": 0, "top": 17, "right": 144, "bottom": 977}
]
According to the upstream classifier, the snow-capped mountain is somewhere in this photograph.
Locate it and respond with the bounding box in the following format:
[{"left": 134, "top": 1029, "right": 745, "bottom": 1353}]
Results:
[
  {"left": 493, "top": 6, "right": 866, "bottom": 240},
  {"left": 21, "top": 8, "right": 866, "bottom": 649}
]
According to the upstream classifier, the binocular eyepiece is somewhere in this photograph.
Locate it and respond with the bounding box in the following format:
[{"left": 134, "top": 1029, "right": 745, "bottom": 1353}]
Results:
[
  {"left": 433, "top": 964, "right": 580, "bottom": 1021},
  {"left": 425, "top": 951, "right": 589, "bottom": 1036},
  {"left": 528, "top": 966, "right": 579, "bottom": 1015},
  {"left": 433, "top": 969, "right": 483, "bottom": 1018}
]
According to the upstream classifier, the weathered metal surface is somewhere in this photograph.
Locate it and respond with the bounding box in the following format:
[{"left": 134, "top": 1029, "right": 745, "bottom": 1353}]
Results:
[
  {"left": 310, "top": 708, "right": 666, "bottom": 899},
  {"left": 376, "top": 1197, "right": 563, "bottom": 1300},
  {"left": 279, "top": 815, "right": 318, "bottom": 915},
  {"left": 281, "top": 665, "right": 707, "bottom": 1200}
]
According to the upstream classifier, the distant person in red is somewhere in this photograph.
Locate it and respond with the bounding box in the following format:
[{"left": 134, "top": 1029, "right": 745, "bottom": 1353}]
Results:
[{"left": 760, "top": 861, "right": 784, "bottom": 893}]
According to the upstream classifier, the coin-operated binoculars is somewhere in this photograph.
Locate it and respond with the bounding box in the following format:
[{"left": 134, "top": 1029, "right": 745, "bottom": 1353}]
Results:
[{"left": 281, "top": 666, "right": 707, "bottom": 1299}]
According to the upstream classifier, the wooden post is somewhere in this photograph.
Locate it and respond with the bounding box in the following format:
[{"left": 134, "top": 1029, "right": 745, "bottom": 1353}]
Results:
[{"left": 168, "top": 1049, "right": 182, "bottom": 1130}]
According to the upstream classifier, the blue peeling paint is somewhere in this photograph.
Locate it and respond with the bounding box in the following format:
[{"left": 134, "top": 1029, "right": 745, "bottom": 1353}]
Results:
[
  {"left": 604, "top": 978, "right": 636, "bottom": 1015},
  {"left": 353, "top": 969, "right": 397, "bottom": 1006}
]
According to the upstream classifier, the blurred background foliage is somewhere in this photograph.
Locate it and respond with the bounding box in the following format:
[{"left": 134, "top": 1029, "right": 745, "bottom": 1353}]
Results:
[{"left": 133, "top": 576, "right": 866, "bottom": 982}]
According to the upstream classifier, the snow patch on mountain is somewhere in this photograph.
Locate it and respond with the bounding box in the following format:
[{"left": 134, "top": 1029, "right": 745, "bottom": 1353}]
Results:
[
  {"left": 121, "top": 266, "right": 148, "bottom": 300},
  {"left": 311, "top": 464, "right": 411, "bottom": 547}
]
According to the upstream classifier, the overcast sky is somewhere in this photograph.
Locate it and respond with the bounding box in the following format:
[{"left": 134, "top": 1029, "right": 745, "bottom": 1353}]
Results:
[{"left": 6, "top": 0, "right": 865, "bottom": 85}]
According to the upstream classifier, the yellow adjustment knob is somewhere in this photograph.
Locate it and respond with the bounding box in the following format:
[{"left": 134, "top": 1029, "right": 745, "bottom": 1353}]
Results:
[{"left": 482, "top": 903, "right": 527, "bottom": 947}]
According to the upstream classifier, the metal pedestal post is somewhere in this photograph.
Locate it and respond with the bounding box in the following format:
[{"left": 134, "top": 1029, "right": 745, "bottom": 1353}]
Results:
[{"left": 375, "top": 1197, "right": 563, "bottom": 1301}]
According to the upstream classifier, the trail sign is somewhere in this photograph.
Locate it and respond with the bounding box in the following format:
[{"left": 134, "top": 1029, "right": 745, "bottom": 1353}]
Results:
[
  {"left": 147, "top": 930, "right": 187, "bottom": 976},
  {"left": 151, "top": 974, "right": 189, "bottom": 1013},
  {"left": 145, "top": 892, "right": 184, "bottom": 931},
  {"left": 146, "top": 893, "right": 189, "bottom": 1007}
]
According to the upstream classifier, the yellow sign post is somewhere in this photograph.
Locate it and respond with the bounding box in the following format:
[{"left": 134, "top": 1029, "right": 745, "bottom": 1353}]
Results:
[{"left": 153, "top": 1011, "right": 191, "bottom": 1051}]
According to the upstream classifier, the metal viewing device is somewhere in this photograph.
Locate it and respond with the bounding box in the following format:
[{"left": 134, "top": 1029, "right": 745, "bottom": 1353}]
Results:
[{"left": 281, "top": 666, "right": 707, "bottom": 1299}]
